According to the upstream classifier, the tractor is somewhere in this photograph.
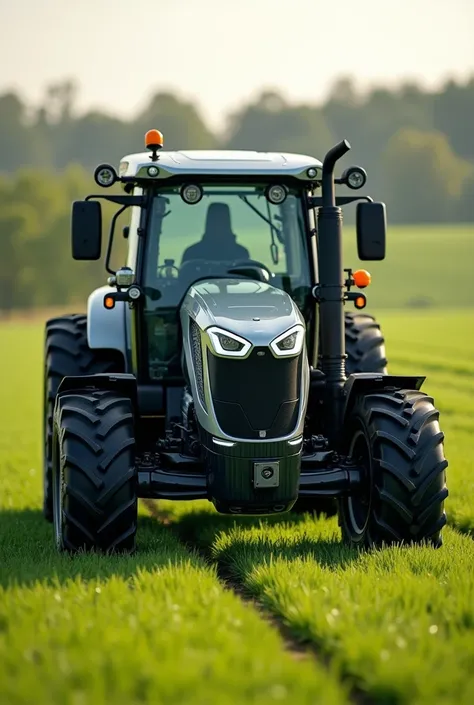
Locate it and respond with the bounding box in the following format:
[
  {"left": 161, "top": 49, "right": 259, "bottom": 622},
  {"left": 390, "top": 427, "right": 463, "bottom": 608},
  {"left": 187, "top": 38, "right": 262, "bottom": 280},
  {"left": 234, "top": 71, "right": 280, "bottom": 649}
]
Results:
[{"left": 43, "top": 130, "right": 448, "bottom": 553}]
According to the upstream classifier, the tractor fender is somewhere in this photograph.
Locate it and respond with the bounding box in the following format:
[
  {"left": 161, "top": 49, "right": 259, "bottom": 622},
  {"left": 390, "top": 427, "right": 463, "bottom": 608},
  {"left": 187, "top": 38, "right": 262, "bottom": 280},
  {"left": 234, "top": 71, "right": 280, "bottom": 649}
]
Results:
[
  {"left": 87, "top": 285, "right": 130, "bottom": 363},
  {"left": 56, "top": 373, "right": 138, "bottom": 413},
  {"left": 342, "top": 372, "right": 426, "bottom": 420}
]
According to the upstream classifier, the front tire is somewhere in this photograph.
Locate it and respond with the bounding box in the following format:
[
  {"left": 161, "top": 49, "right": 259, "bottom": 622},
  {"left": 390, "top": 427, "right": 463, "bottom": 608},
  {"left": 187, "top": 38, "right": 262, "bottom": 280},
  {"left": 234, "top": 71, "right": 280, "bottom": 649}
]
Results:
[
  {"left": 52, "top": 390, "right": 137, "bottom": 553},
  {"left": 43, "top": 314, "right": 123, "bottom": 522},
  {"left": 339, "top": 389, "right": 448, "bottom": 548}
]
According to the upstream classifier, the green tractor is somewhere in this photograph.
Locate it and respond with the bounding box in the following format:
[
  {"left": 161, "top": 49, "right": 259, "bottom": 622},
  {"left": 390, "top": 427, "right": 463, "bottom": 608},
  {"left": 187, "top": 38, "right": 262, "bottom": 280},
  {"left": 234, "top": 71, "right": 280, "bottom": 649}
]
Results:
[{"left": 43, "top": 130, "right": 448, "bottom": 552}]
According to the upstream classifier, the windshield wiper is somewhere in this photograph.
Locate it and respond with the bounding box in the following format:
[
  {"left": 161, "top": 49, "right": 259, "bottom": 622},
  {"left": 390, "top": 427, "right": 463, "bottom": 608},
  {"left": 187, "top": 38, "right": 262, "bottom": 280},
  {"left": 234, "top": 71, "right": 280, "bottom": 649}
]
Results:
[{"left": 239, "top": 196, "right": 282, "bottom": 241}]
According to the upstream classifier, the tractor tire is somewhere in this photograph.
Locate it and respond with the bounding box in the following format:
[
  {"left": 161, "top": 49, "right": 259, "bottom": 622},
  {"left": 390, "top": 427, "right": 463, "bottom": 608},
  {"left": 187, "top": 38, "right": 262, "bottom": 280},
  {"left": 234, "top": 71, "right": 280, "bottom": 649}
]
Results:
[
  {"left": 43, "top": 314, "right": 123, "bottom": 522},
  {"left": 339, "top": 389, "right": 448, "bottom": 548},
  {"left": 293, "top": 312, "right": 388, "bottom": 519},
  {"left": 345, "top": 311, "right": 388, "bottom": 375},
  {"left": 52, "top": 390, "right": 137, "bottom": 553}
]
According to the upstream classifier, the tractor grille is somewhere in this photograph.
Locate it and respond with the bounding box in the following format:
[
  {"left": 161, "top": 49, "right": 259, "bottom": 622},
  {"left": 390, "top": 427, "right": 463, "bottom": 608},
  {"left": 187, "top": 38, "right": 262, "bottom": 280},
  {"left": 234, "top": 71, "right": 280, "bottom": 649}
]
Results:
[
  {"left": 190, "top": 319, "right": 206, "bottom": 410},
  {"left": 207, "top": 347, "right": 302, "bottom": 440}
]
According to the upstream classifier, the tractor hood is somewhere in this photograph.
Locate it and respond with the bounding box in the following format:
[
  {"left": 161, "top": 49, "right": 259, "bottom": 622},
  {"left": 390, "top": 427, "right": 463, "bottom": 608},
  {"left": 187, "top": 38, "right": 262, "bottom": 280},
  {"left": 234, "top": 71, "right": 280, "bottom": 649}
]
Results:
[{"left": 180, "top": 278, "right": 305, "bottom": 345}]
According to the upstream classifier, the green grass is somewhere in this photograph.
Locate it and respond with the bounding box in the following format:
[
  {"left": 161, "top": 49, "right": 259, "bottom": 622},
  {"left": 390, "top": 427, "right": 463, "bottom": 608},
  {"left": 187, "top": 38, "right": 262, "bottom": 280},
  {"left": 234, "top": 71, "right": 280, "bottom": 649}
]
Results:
[
  {"left": 2, "top": 294, "right": 474, "bottom": 702},
  {"left": 167, "top": 508, "right": 474, "bottom": 705},
  {"left": 344, "top": 223, "right": 474, "bottom": 309},
  {"left": 380, "top": 310, "right": 474, "bottom": 533}
]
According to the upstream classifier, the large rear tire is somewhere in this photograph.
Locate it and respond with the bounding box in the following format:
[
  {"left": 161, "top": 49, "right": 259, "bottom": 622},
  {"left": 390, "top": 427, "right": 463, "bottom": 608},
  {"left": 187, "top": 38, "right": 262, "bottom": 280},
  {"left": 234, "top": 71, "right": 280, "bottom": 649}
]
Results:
[
  {"left": 339, "top": 389, "right": 448, "bottom": 548},
  {"left": 43, "top": 314, "right": 123, "bottom": 522},
  {"left": 345, "top": 311, "right": 388, "bottom": 375},
  {"left": 52, "top": 390, "right": 137, "bottom": 553}
]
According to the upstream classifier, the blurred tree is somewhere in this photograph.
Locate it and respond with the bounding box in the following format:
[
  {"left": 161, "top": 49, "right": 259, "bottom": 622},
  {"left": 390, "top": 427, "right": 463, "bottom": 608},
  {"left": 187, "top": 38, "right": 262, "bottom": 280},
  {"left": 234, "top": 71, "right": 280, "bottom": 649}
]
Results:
[
  {"left": 45, "top": 80, "right": 78, "bottom": 123},
  {"left": 459, "top": 172, "right": 474, "bottom": 222},
  {"left": 135, "top": 92, "right": 216, "bottom": 150},
  {"left": 225, "top": 90, "right": 334, "bottom": 156},
  {"left": 323, "top": 79, "right": 435, "bottom": 185},
  {"left": 0, "top": 93, "right": 44, "bottom": 171},
  {"left": 61, "top": 112, "right": 130, "bottom": 170},
  {"left": 434, "top": 78, "right": 474, "bottom": 161},
  {"left": 0, "top": 204, "right": 38, "bottom": 311},
  {"left": 380, "top": 128, "right": 471, "bottom": 223}
]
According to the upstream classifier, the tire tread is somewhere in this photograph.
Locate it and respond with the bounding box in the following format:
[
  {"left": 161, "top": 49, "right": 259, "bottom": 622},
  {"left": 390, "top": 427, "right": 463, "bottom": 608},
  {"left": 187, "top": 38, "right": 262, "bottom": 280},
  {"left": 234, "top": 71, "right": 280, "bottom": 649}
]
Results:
[
  {"left": 54, "top": 391, "right": 137, "bottom": 553},
  {"left": 339, "top": 389, "right": 448, "bottom": 547}
]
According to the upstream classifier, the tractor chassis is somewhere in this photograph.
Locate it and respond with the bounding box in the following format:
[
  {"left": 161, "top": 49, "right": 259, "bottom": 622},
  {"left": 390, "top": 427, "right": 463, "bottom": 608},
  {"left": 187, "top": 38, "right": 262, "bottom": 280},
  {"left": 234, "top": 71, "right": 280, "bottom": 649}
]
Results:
[{"left": 136, "top": 451, "right": 363, "bottom": 503}]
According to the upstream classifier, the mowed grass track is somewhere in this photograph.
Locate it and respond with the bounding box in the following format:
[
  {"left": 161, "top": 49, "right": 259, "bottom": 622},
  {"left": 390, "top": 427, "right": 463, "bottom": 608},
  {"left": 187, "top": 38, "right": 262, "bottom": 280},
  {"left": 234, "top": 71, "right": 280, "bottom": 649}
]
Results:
[{"left": 1, "top": 307, "right": 474, "bottom": 704}]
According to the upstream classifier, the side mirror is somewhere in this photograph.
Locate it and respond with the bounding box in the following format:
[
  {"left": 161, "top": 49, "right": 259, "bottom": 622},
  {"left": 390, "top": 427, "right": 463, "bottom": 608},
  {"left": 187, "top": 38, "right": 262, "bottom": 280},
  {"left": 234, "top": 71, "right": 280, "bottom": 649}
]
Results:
[
  {"left": 356, "top": 202, "right": 386, "bottom": 261},
  {"left": 72, "top": 201, "right": 102, "bottom": 260}
]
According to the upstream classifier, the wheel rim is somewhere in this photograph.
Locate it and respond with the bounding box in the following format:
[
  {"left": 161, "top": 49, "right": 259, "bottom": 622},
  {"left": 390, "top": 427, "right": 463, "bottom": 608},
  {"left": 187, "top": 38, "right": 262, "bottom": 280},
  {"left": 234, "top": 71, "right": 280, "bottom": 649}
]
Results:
[{"left": 346, "top": 428, "right": 372, "bottom": 536}]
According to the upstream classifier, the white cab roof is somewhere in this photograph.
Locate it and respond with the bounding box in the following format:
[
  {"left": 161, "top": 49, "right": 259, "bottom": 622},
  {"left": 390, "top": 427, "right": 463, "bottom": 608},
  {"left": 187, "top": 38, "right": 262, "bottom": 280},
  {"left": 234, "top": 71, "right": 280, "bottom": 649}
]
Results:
[{"left": 119, "top": 149, "right": 323, "bottom": 182}]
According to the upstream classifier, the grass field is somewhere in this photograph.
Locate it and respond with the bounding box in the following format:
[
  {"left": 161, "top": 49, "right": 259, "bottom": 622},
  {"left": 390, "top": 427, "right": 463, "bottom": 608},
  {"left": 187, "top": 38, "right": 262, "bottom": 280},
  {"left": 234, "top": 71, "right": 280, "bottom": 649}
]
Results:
[
  {"left": 1, "top": 305, "right": 474, "bottom": 702},
  {"left": 343, "top": 223, "right": 474, "bottom": 309}
]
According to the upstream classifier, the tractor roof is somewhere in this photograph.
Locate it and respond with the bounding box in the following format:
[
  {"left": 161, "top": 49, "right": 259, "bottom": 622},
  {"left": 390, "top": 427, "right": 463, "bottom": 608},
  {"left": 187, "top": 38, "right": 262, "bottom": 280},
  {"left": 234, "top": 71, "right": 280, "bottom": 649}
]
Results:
[{"left": 119, "top": 150, "right": 323, "bottom": 183}]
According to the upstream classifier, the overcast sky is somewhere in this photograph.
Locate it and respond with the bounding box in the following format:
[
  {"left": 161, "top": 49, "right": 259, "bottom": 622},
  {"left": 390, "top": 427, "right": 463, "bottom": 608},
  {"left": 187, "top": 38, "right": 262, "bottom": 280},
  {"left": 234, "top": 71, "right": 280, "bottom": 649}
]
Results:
[{"left": 1, "top": 0, "right": 473, "bottom": 130}]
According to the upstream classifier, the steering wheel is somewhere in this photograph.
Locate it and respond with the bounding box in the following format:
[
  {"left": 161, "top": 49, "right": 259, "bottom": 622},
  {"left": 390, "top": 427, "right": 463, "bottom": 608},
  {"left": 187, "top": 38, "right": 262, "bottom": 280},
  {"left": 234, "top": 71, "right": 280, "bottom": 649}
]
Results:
[
  {"left": 157, "top": 261, "right": 179, "bottom": 279},
  {"left": 227, "top": 259, "right": 273, "bottom": 282},
  {"left": 178, "top": 258, "right": 273, "bottom": 286}
]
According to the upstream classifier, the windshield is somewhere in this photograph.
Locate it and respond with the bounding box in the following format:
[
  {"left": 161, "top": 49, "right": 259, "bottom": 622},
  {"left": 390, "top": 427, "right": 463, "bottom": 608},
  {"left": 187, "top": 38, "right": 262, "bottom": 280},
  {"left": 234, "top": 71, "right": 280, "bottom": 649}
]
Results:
[{"left": 141, "top": 184, "right": 312, "bottom": 380}]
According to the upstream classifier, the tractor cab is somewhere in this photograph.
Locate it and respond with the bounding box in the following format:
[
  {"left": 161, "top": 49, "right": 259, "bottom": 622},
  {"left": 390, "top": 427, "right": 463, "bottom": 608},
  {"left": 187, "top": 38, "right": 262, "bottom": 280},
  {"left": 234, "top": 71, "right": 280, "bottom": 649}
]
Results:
[
  {"left": 139, "top": 182, "right": 315, "bottom": 381},
  {"left": 74, "top": 132, "right": 332, "bottom": 386}
]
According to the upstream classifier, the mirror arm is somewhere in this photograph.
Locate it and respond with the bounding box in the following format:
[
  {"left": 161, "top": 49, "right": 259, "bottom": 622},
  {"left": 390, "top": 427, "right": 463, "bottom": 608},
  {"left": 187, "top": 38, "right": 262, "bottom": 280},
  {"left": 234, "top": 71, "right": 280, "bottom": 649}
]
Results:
[
  {"left": 85, "top": 194, "right": 146, "bottom": 207},
  {"left": 105, "top": 204, "right": 128, "bottom": 275},
  {"left": 308, "top": 195, "right": 373, "bottom": 208}
]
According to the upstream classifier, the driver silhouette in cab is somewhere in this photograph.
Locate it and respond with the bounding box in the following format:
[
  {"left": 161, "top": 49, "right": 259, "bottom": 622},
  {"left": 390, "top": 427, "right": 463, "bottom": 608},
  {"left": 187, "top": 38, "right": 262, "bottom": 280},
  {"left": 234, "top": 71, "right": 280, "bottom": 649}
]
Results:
[{"left": 181, "top": 202, "right": 250, "bottom": 263}]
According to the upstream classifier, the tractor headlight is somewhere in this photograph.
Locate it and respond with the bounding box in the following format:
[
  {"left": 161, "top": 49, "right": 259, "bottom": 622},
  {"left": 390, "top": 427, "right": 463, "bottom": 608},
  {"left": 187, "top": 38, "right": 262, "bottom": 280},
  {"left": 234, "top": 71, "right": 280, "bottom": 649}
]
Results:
[
  {"left": 342, "top": 166, "right": 367, "bottom": 190},
  {"left": 94, "top": 163, "right": 118, "bottom": 188},
  {"left": 207, "top": 327, "right": 252, "bottom": 358},
  {"left": 270, "top": 325, "right": 305, "bottom": 357}
]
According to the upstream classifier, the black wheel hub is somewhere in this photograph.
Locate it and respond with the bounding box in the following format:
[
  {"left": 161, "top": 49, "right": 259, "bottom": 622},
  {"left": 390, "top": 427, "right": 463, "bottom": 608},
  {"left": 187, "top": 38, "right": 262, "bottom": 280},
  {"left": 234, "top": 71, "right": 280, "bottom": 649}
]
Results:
[{"left": 345, "top": 428, "right": 372, "bottom": 538}]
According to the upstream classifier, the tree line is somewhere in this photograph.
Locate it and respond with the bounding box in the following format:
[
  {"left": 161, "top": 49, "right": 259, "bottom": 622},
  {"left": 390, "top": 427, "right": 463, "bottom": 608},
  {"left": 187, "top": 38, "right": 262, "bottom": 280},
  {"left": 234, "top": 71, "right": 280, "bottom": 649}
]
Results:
[{"left": 0, "top": 76, "right": 473, "bottom": 311}]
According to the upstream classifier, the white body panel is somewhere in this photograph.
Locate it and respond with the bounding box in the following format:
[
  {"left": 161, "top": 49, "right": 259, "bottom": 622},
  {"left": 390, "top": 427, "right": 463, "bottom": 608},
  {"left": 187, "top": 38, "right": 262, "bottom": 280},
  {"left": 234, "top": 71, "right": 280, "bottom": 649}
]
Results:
[{"left": 87, "top": 286, "right": 130, "bottom": 364}]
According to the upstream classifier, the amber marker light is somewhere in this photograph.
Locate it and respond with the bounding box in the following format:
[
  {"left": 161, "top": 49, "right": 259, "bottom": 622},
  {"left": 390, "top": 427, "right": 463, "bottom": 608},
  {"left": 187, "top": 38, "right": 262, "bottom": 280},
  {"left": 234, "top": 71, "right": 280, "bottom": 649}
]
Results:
[
  {"left": 104, "top": 296, "right": 115, "bottom": 309},
  {"left": 353, "top": 269, "right": 371, "bottom": 288},
  {"left": 354, "top": 295, "right": 367, "bottom": 309}
]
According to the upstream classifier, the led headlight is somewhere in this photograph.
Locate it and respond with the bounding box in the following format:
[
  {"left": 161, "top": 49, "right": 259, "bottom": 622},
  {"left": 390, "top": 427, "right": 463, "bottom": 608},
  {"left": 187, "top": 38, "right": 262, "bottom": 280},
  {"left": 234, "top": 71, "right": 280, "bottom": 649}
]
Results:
[
  {"left": 207, "top": 326, "right": 252, "bottom": 358},
  {"left": 270, "top": 325, "right": 305, "bottom": 357}
]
